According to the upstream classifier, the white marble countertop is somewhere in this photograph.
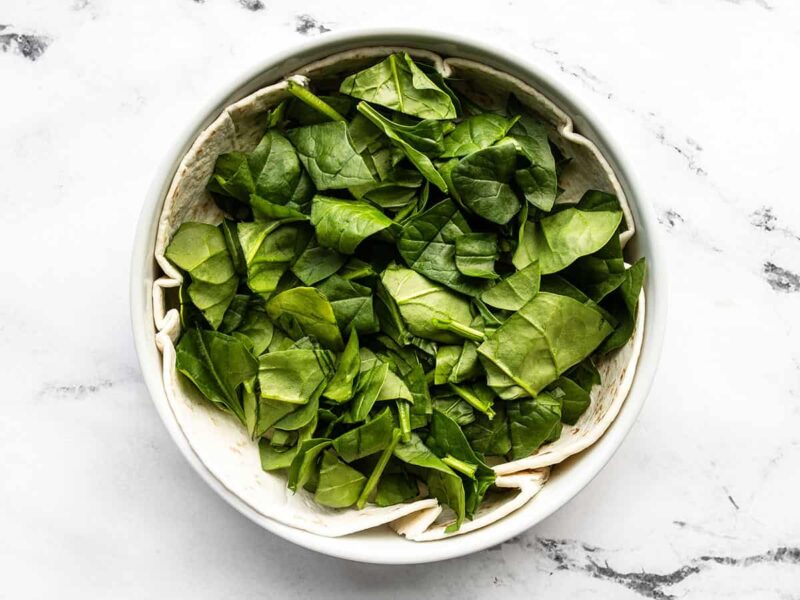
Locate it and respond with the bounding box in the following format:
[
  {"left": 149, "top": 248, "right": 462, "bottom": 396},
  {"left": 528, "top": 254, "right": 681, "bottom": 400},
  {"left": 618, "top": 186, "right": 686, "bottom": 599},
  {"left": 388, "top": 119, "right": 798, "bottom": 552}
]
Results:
[{"left": 3, "top": 0, "right": 799, "bottom": 597}]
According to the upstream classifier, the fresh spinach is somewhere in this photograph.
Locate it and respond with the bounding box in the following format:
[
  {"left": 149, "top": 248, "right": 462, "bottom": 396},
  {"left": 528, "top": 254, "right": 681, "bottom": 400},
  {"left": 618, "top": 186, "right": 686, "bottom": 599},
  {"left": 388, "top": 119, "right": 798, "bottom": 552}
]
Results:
[{"left": 167, "top": 53, "right": 646, "bottom": 526}]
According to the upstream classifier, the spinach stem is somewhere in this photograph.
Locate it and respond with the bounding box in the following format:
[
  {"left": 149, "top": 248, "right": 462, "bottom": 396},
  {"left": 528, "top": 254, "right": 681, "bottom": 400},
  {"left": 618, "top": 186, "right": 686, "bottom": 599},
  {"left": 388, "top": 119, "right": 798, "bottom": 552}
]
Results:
[
  {"left": 431, "top": 318, "right": 486, "bottom": 342},
  {"left": 286, "top": 80, "right": 346, "bottom": 122},
  {"left": 396, "top": 400, "right": 412, "bottom": 443},
  {"left": 356, "top": 428, "right": 402, "bottom": 509},
  {"left": 448, "top": 383, "right": 496, "bottom": 420},
  {"left": 442, "top": 454, "right": 477, "bottom": 479}
]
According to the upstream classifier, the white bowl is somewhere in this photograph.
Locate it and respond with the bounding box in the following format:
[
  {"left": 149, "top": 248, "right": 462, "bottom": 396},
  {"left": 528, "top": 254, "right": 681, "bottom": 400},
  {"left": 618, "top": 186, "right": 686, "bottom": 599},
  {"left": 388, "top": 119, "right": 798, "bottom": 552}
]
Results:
[{"left": 130, "top": 29, "right": 667, "bottom": 564}]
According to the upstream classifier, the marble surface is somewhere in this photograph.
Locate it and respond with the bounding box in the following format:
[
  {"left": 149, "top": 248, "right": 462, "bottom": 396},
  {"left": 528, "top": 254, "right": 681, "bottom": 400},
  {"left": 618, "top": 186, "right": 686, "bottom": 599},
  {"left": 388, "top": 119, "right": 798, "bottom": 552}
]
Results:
[{"left": 2, "top": 0, "right": 799, "bottom": 597}]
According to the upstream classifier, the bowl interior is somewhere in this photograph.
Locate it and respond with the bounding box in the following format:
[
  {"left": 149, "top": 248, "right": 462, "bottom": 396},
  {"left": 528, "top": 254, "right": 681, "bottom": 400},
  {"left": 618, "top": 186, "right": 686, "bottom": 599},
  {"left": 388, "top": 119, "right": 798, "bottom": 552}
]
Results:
[{"left": 131, "top": 29, "right": 666, "bottom": 564}]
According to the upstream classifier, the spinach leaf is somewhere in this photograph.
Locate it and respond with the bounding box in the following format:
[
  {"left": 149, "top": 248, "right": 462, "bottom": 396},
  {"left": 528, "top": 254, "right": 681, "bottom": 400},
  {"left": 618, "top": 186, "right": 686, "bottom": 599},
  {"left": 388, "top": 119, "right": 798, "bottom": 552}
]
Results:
[
  {"left": 597, "top": 257, "right": 646, "bottom": 354},
  {"left": 220, "top": 219, "right": 246, "bottom": 275},
  {"left": 427, "top": 409, "right": 496, "bottom": 517},
  {"left": 393, "top": 433, "right": 465, "bottom": 529},
  {"left": 454, "top": 233, "right": 499, "bottom": 279},
  {"left": 451, "top": 143, "right": 521, "bottom": 225},
  {"left": 288, "top": 438, "right": 332, "bottom": 492},
  {"left": 165, "top": 222, "right": 238, "bottom": 329},
  {"left": 259, "top": 417, "right": 317, "bottom": 471},
  {"left": 507, "top": 393, "right": 562, "bottom": 459},
  {"left": 232, "top": 301, "right": 274, "bottom": 355},
  {"left": 480, "top": 261, "right": 541, "bottom": 311},
  {"left": 247, "top": 129, "right": 304, "bottom": 203},
  {"left": 441, "top": 114, "right": 519, "bottom": 158},
  {"left": 237, "top": 220, "right": 308, "bottom": 298},
  {"left": 434, "top": 343, "right": 481, "bottom": 384},
  {"left": 316, "top": 275, "right": 379, "bottom": 335},
  {"left": 208, "top": 151, "right": 254, "bottom": 202},
  {"left": 448, "top": 382, "right": 496, "bottom": 419},
  {"left": 349, "top": 361, "right": 389, "bottom": 422},
  {"left": 478, "top": 292, "right": 613, "bottom": 397},
  {"left": 258, "top": 348, "right": 334, "bottom": 404},
  {"left": 375, "top": 469, "right": 419, "bottom": 506},
  {"left": 357, "top": 102, "right": 448, "bottom": 192},
  {"left": 356, "top": 428, "right": 402, "bottom": 508},
  {"left": 464, "top": 402, "right": 510, "bottom": 457},
  {"left": 287, "top": 121, "right": 375, "bottom": 190},
  {"left": 340, "top": 53, "right": 457, "bottom": 120},
  {"left": 549, "top": 376, "right": 590, "bottom": 425},
  {"left": 397, "top": 199, "right": 489, "bottom": 297},
  {"left": 314, "top": 450, "right": 367, "bottom": 509},
  {"left": 381, "top": 265, "right": 474, "bottom": 343},
  {"left": 266, "top": 287, "right": 344, "bottom": 350},
  {"left": 290, "top": 235, "right": 345, "bottom": 285},
  {"left": 432, "top": 396, "right": 475, "bottom": 426},
  {"left": 310, "top": 195, "right": 394, "bottom": 254},
  {"left": 513, "top": 191, "right": 623, "bottom": 274},
  {"left": 323, "top": 330, "right": 361, "bottom": 403},
  {"left": 175, "top": 329, "right": 257, "bottom": 424},
  {"left": 286, "top": 81, "right": 350, "bottom": 124},
  {"left": 332, "top": 407, "right": 395, "bottom": 462}
]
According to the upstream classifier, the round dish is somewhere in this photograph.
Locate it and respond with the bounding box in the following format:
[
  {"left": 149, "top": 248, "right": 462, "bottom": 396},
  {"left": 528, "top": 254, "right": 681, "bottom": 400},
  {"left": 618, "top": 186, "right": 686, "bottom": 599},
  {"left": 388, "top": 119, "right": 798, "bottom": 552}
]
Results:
[{"left": 130, "top": 29, "right": 666, "bottom": 564}]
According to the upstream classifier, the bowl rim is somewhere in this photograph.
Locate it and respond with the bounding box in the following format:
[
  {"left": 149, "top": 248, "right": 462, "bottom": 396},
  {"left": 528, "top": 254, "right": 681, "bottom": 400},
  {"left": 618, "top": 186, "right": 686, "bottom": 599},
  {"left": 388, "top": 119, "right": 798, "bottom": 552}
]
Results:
[{"left": 130, "top": 28, "right": 667, "bottom": 564}]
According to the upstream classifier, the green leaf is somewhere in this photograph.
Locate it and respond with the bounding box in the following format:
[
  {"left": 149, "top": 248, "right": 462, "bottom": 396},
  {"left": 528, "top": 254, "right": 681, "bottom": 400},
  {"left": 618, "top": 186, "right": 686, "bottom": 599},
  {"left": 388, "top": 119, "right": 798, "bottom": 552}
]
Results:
[
  {"left": 287, "top": 438, "right": 331, "bottom": 492},
  {"left": 381, "top": 265, "right": 474, "bottom": 343},
  {"left": 287, "top": 121, "right": 374, "bottom": 190},
  {"left": 248, "top": 129, "right": 304, "bottom": 204},
  {"left": 513, "top": 191, "right": 623, "bottom": 274},
  {"left": 257, "top": 348, "right": 334, "bottom": 404},
  {"left": 258, "top": 417, "right": 317, "bottom": 471},
  {"left": 432, "top": 396, "right": 475, "bottom": 426},
  {"left": 478, "top": 292, "right": 613, "bottom": 398},
  {"left": 357, "top": 102, "right": 448, "bottom": 192},
  {"left": 340, "top": 52, "right": 457, "bottom": 120},
  {"left": 323, "top": 330, "right": 361, "bottom": 402},
  {"left": 434, "top": 343, "right": 481, "bottom": 384},
  {"left": 393, "top": 433, "right": 465, "bottom": 529},
  {"left": 237, "top": 220, "right": 309, "bottom": 298},
  {"left": 441, "top": 114, "right": 519, "bottom": 158},
  {"left": 232, "top": 300, "right": 274, "bottom": 355},
  {"left": 549, "top": 376, "right": 591, "bottom": 425},
  {"left": 314, "top": 450, "right": 367, "bottom": 508},
  {"left": 290, "top": 235, "right": 345, "bottom": 286},
  {"left": 451, "top": 143, "right": 521, "bottom": 225},
  {"left": 287, "top": 121, "right": 375, "bottom": 190},
  {"left": 349, "top": 361, "right": 389, "bottom": 422},
  {"left": 480, "top": 261, "right": 541, "bottom": 311},
  {"left": 316, "top": 275, "right": 379, "bottom": 335},
  {"left": 332, "top": 407, "right": 395, "bottom": 462},
  {"left": 286, "top": 81, "right": 349, "bottom": 124},
  {"left": 464, "top": 402, "right": 510, "bottom": 456},
  {"left": 398, "top": 199, "right": 489, "bottom": 297},
  {"left": 375, "top": 470, "right": 419, "bottom": 506},
  {"left": 165, "top": 222, "right": 238, "bottom": 329},
  {"left": 266, "top": 287, "right": 343, "bottom": 350},
  {"left": 175, "top": 329, "right": 257, "bottom": 424},
  {"left": 310, "top": 195, "right": 394, "bottom": 254},
  {"left": 454, "top": 233, "right": 499, "bottom": 279},
  {"left": 427, "top": 409, "right": 495, "bottom": 517},
  {"left": 357, "top": 428, "right": 402, "bottom": 508},
  {"left": 597, "top": 257, "right": 646, "bottom": 354},
  {"left": 508, "top": 393, "right": 562, "bottom": 459},
  {"left": 506, "top": 114, "right": 557, "bottom": 211}
]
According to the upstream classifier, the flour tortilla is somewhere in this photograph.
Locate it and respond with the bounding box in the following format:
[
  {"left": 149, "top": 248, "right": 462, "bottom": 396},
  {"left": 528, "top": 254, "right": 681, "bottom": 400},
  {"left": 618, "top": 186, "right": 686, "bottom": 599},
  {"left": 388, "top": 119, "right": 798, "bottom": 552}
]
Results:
[{"left": 151, "top": 47, "right": 644, "bottom": 539}]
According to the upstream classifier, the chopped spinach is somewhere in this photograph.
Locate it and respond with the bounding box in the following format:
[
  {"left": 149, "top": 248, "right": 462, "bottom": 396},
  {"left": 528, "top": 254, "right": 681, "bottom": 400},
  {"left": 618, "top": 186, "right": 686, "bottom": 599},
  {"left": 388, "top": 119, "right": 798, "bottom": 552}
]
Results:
[{"left": 164, "top": 52, "right": 646, "bottom": 525}]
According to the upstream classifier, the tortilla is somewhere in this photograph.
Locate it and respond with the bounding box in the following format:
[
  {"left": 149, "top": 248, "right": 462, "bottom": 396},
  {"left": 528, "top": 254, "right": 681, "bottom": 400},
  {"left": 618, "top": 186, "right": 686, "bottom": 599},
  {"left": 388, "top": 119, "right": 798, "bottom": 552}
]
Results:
[{"left": 151, "top": 47, "right": 644, "bottom": 540}]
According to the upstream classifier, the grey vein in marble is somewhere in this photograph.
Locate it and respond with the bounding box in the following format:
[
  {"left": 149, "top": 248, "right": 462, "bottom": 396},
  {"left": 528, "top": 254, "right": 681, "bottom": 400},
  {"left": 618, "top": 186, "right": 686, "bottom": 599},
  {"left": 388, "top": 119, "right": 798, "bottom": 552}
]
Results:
[
  {"left": 535, "top": 537, "right": 800, "bottom": 599},
  {"left": 0, "top": 25, "right": 50, "bottom": 61},
  {"left": 762, "top": 262, "right": 800, "bottom": 293},
  {"left": 295, "top": 14, "right": 331, "bottom": 35}
]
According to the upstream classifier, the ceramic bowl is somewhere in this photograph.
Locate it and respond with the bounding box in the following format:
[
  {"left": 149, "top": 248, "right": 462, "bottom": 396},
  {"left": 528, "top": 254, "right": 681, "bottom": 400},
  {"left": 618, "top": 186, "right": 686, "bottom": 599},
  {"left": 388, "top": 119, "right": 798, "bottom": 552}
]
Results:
[{"left": 130, "top": 29, "right": 666, "bottom": 564}]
